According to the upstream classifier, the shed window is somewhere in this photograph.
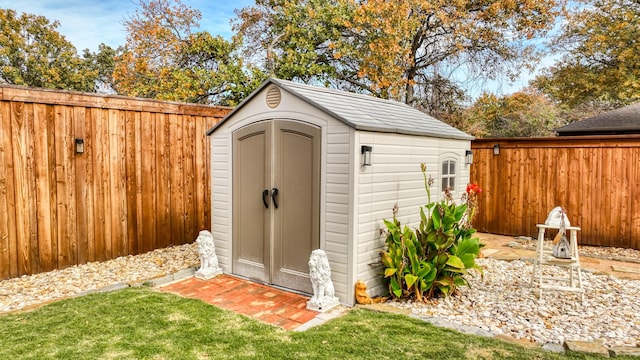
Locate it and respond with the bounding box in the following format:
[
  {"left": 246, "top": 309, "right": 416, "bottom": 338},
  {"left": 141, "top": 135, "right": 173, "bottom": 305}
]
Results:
[{"left": 441, "top": 160, "right": 456, "bottom": 191}]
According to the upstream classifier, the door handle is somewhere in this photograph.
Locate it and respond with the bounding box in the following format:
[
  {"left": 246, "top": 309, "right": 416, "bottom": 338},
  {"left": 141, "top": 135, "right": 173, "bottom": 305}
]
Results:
[
  {"left": 262, "top": 189, "right": 269, "bottom": 208},
  {"left": 271, "top": 188, "right": 279, "bottom": 209}
]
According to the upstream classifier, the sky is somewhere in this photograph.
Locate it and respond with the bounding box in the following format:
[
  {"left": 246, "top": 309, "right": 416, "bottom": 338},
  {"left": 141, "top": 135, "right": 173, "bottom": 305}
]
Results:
[
  {"left": 0, "top": 0, "right": 555, "bottom": 98},
  {"left": 0, "top": 0, "right": 254, "bottom": 51}
]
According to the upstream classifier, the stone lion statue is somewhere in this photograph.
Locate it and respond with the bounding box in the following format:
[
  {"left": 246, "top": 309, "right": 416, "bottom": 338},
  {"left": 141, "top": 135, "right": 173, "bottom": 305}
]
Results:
[
  {"left": 307, "top": 249, "right": 339, "bottom": 311},
  {"left": 195, "top": 230, "right": 222, "bottom": 279}
]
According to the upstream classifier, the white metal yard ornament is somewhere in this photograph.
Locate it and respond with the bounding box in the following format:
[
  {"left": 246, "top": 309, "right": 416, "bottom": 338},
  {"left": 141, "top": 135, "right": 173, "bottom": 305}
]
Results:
[
  {"left": 195, "top": 230, "right": 223, "bottom": 280},
  {"left": 545, "top": 207, "right": 572, "bottom": 259},
  {"left": 307, "top": 249, "right": 340, "bottom": 312},
  {"left": 544, "top": 206, "right": 571, "bottom": 228}
]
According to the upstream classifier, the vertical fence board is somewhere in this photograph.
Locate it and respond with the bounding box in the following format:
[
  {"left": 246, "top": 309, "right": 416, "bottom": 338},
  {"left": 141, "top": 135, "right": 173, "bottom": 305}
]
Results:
[
  {"left": 169, "top": 114, "right": 185, "bottom": 245},
  {"left": 12, "top": 102, "right": 32, "bottom": 274},
  {"left": 74, "top": 106, "right": 89, "bottom": 264},
  {"left": 631, "top": 148, "right": 640, "bottom": 250},
  {"left": 195, "top": 117, "right": 208, "bottom": 231},
  {"left": 33, "top": 104, "right": 55, "bottom": 272},
  {"left": 84, "top": 108, "right": 97, "bottom": 262},
  {"left": 183, "top": 115, "right": 197, "bottom": 242},
  {"left": 156, "top": 114, "right": 172, "bottom": 249},
  {"left": 583, "top": 147, "right": 596, "bottom": 241},
  {"left": 591, "top": 149, "right": 605, "bottom": 245},
  {"left": 140, "top": 111, "right": 157, "bottom": 253},
  {"left": 601, "top": 146, "right": 613, "bottom": 246},
  {"left": 54, "top": 105, "right": 76, "bottom": 268},
  {"left": 133, "top": 111, "right": 144, "bottom": 255},
  {"left": 109, "top": 109, "right": 127, "bottom": 257},
  {"left": 125, "top": 111, "right": 139, "bottom": 255},
  {"left": 203, "top": 118, "right": 214, "bottom": 231},
  {"left": 0, "top": 102, "right": 15, "bottom": 279},
  {"left": 527, "top": 148, "right": 540, "bottom": 235},
  {"left": 92, "top": 108, "right": 108, "bottom": 261}
]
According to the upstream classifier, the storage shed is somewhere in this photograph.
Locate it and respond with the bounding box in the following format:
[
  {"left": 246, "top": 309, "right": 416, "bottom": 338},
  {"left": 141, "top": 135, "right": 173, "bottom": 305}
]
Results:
[{"left": 207, "top": 78, "right": 473, "bottom": 305}]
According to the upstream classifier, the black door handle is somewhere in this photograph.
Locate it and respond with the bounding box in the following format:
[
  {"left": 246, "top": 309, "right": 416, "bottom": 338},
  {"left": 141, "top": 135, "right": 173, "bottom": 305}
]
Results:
[
  {"left": 271, "top": 188, "right": 279, "bottom": 209},
  {"left": 262, "top": 189, "right": 269, "bottom": 208}
]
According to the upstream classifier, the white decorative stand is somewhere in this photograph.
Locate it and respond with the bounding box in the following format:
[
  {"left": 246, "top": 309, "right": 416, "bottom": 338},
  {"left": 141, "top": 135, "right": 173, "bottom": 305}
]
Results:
[
  {"left": 306, "top": 249, "right": 340, "bottom": 312},
  {"left": 194, "top": 230, "right": 223, "bottom": 280},
  {"left": 529, "top": 224, "right": 584, "bottom": 302}
]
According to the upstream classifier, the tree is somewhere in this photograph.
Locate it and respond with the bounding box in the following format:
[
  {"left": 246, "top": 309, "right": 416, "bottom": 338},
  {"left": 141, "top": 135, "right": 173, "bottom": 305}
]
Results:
[
  {"left": 113, "top": 0, "right": 263, "bottom": 105},
  {"left": 454, "top": 90, "right": 562, "bottom": 138},
  {"left": 234, "top": 0, "right": 563, "bottom": 109},
  {"left": 533, "top": 0, "right": 640, "bottom": 108},
  {"left": 82, "top": 44, "right": 123, "bottom": 94},
  {"left": 0, "top": 8, "right": 98, "bottom": 91}
]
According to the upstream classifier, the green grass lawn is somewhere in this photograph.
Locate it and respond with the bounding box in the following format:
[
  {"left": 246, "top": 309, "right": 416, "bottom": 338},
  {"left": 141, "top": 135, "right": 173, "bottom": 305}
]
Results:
[{"left": 0, "top": 287, "right": 627, "bottom": 359}]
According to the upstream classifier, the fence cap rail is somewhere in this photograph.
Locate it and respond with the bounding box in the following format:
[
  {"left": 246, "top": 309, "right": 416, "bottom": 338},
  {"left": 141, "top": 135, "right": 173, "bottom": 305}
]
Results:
[
  {"left": 472, "top": 135, "right": 640, "bottom": 149},
  {"left": 1, "top": 84, "right": 232, "bottom": 117}
]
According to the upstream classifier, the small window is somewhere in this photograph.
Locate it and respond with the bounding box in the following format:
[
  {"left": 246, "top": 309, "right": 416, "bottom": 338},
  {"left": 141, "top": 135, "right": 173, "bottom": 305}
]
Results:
[{"left": 441, "top": 160, "right": 456, "bottom": 191}]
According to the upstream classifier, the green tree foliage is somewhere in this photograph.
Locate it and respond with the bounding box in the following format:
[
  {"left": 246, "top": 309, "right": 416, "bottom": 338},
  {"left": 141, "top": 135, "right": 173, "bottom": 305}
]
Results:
[
  {"left": 0, "top": 8, "right": 98, "bottom": 91},
  {"left": 454, "top": 90, "right": 562, "bottom": 138},
  {"left": 82, "top": 44, "right": 123, "bottom": 93},
  {"left": 234, "top": 0, "right": 562, "bottom": 112},
  {"left": 114, "top": 0, "right": 265, "bottom": 105},
  {"left": 534, "top": 0, "right": 640, "bottom": 108}
]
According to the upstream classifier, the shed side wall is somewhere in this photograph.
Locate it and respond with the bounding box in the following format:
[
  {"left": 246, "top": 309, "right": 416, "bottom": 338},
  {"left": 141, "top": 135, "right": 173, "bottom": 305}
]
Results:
[{"left": 355, "top": 132, "right": 471, "bottom": 297}]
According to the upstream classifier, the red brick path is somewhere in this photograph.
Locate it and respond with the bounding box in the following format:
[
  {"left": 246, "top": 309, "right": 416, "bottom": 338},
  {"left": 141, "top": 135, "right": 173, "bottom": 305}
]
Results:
[{"left": 159, "top": 274, "right": 319, "bottom": 330}]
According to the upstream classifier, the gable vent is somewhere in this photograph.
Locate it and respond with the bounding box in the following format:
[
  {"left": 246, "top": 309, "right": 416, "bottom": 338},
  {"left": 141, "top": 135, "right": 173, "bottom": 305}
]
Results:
[{"left": 266, "top": 85, "right": 281, "bottom": 108}]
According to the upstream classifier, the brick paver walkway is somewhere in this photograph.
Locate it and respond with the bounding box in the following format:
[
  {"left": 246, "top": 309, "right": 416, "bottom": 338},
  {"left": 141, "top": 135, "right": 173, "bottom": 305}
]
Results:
[{"left": 159, "top": 274, "right": 319, "bottom": 330}]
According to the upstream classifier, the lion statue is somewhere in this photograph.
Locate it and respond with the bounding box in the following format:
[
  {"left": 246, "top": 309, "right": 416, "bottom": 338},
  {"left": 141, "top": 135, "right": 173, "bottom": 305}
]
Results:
[
  {"left": 194, "top": 230, "right": 222, "bottom": 279},
  {"left": 355, "top": 280, "right": 387, "bottom": 305},
  {"left": 307, "top": 249, "right": 339, "bottom": 311}
]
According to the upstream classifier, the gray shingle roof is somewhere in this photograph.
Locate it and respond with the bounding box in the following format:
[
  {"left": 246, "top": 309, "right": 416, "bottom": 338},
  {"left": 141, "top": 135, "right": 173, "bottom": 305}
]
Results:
[
  {"left": 208, "top": 78, "right": 473, "bottom": 140},
  {"left": 555, "top": 102, "right": 640, "bottom": 135}
]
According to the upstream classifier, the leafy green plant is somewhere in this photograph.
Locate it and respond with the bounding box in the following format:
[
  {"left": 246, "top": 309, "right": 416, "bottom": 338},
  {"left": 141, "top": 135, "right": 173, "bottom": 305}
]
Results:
[{"left": 381, "top": 164, "right": 483, "bottom": 301}]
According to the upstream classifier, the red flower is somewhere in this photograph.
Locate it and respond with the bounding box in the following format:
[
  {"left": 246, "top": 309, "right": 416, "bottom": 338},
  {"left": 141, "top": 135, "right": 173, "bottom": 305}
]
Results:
[{"left": 466, "top": 183, "right": 482, "bottom": 195}]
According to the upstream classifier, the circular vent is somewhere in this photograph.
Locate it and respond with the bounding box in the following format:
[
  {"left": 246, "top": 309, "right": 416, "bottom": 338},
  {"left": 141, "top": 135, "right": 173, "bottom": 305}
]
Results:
[{"left": 266, "top": 85, "right": 281, "bottom": 108}]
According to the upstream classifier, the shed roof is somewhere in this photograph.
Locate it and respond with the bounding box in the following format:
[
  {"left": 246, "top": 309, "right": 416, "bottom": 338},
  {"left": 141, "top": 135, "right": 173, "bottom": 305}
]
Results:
[
  {"left": 555, "top": 102, "right": 640, "bottom": 136},
  {"left": 207, "top": 78, "right": 473, "bottom": 140}
]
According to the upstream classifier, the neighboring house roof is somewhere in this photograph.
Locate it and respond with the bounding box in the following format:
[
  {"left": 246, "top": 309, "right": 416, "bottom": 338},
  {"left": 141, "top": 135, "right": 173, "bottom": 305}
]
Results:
[
  {"left": 555, "top": 102, "right": 640, "bottom": 136},
  {"left": 207, "top": 78, "right": 473, "bottom": 140}
]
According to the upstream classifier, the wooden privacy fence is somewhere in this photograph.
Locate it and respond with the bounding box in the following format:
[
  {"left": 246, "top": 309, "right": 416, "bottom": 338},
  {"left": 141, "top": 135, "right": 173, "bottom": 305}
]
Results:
[
  {"left": 471, "top": 136, "right": 640, "bottom": 250},
  {"left": 0, "top": 85, "right": 231, "bottom": 280}
]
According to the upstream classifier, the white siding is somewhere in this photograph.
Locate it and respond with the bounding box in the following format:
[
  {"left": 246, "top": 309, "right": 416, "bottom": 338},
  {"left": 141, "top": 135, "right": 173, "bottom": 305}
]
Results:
[
  {"left": 325, "top": 124, "right": 352, "bottom": 303},
  {"left": 354, "top": 132, "right": 471, "bottom": 298},
  {"left": 211, "top": 129, "right": 232, "bottom": 271}
]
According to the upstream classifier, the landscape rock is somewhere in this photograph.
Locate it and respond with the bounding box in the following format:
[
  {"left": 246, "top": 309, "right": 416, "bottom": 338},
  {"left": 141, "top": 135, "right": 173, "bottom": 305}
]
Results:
[
  {"left": 608, "top": 346, "right": 640, "bottom": 357},
  {"left": 542, "top": 342, "right": 565, "bottom": 352},
  {"left": 564, "top": 340, "right": 609, "bottom": 357}
]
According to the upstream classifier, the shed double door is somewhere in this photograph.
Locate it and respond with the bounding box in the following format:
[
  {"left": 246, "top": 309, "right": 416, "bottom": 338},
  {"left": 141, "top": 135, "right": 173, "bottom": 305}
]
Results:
[{"left": 232, "top": 120, "right": 320, "bottom": 294}]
